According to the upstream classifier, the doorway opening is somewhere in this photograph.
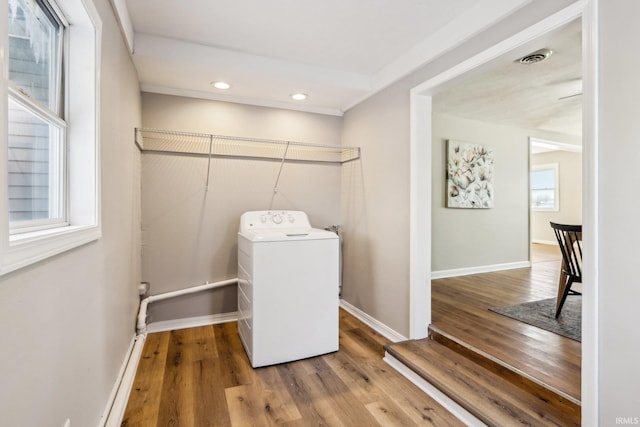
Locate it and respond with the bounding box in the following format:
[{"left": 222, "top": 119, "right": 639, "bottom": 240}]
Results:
[{"left": 407, "top": 2, "right": 597, "bottom": 422}]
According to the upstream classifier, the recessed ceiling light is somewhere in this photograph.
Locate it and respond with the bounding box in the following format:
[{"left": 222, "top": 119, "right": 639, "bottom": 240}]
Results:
[
  {"left": 290, "top": 93, "right": 308, "bottom": 101},
  {"left": 212, "top": 81, "right": 231, "bottom": 90}
]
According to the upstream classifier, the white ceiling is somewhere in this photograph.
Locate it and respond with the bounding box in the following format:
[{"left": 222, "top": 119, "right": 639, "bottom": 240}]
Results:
[
  {"left": 115, "top": 0, "right": 582, "bottom": 136},
  {"left": 433, "top": 18, "right": 582, "bottom": 136},
  {"left": 117, "top": 0, "right": 532, "bottom": 115}
]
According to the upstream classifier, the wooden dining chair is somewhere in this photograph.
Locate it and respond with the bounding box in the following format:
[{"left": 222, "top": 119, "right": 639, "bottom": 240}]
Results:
[{"left": 550, "top": 222, "right": 582, "bottom": 318}]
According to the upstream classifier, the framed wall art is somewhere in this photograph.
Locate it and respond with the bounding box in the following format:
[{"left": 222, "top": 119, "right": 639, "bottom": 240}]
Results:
[{"left": 446, "top": 140, "right": 494, "bottom": 208}]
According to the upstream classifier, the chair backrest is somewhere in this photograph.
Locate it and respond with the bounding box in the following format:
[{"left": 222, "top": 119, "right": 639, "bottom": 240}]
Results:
[{"left": 550, "top": 222, "right": 582, "bottom": 281}]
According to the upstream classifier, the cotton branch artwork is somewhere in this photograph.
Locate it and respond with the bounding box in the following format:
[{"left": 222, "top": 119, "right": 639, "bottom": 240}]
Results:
[{"left": 446, "top": 140, "right": 494, "bottom": 208}]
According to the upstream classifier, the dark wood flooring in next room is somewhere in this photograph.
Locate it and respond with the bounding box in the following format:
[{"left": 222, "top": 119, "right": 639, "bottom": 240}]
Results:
[{"left": 430, "top": 243, "right": 581, "bottom": 403}]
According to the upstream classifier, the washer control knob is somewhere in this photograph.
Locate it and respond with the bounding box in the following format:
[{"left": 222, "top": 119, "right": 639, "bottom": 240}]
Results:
[{"left": 271, "top": 213, "right": 283, "bottom": 224}]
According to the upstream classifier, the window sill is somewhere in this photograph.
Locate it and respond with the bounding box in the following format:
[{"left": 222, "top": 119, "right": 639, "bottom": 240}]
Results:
[
  {"left": 1, "top": 224, "right": 101, "bottom": 276},
  {"left": 532, "top": 208, "right": 560, "bottom": 212}
]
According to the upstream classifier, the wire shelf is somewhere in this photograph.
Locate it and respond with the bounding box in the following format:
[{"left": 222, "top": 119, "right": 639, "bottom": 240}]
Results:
[{"left": 135, "top": 128, "right": 360, "bottom": 164}]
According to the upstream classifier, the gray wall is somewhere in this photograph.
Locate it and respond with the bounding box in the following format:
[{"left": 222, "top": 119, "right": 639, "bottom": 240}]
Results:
[
  {"left": 431, "top": 113, "right": 530, "bottom": 271},
  {"left": 531, "top": 150, "right": 582, "bottom": 243},
  {"left": 598, "top": 1, "right": 640, "bottom": 422},
  {"left": 431, "top": 114, "right": 582, "bottom": 271},
  {"left": 140, "top": 93, "right": 343, "bottom": 321},
  {"left": 341, "top": 82, "right": 411, "bottom": 333},
  {"left": 0, "top": 1, "right": 142, "bottom": 426}
]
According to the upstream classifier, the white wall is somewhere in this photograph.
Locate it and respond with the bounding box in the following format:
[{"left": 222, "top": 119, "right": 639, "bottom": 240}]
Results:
[
  {"left": 140, "top": 93, "right": 343, "bottom": 321},
  {"left": 0, "top": 1, "right": 141, "bottom": 426},
  {"left": 597, "top": 1, "right": 640, "bottom": 422},
  {"left": 531, "top": 150, "right": 582, "bottom": 243}
]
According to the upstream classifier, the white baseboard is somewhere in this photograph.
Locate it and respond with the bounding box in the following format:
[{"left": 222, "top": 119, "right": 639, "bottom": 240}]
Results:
[
  {"left": 146, "top": 311, "right": 239, "bottom": 333},
  {"left": 100, "top": 333, "right": 144, "bottom": 427},
  {"left": 431, "top": 261, "right": 531, "bottom": 280},
  {"left": 383, "top": 352, "right": 486, "bottom": 427},
  {"left": 339, "top": 299, "right": 407, "bottom": 342}
]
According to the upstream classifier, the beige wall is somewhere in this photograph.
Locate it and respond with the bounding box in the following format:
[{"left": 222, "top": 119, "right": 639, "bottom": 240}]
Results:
[
  {"left": 140, "top": 93, "right": 343, "bottom": 321},
  {"left": 531, "top": 150, "right": 582, "bottom": 243},
  {"left": 0, "top": 0, "right": 142, "bottom": 426}
]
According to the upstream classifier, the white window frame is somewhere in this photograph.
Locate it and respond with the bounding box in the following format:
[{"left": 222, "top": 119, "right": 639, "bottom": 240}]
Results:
[
  {"left": 1, "top": 0, "right": 102, "bottom": 275},
  {"left": 531, "top": 163, "right": 560, "bottom": 212}
]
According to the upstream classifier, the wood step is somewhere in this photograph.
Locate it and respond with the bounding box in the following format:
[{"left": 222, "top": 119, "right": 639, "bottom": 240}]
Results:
[
  {"left": 384, "top": 330, "right": 581, "bottom": 427},
  {"left": 428, "top": 326, "right": 580, "bottom": 408}
]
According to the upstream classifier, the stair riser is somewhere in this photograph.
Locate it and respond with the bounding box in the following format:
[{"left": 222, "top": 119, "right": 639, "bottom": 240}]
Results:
[{"left": 384, "top": 329, "right": 581, "bottom": 426}]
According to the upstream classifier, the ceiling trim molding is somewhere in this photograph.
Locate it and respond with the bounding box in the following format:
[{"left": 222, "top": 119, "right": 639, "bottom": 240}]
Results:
[
  {"left": 140, "top": 84, "right": 345, "bottom": 117},
  {"left": 108, "top": 0, "right": 134, "bottom": 53}
]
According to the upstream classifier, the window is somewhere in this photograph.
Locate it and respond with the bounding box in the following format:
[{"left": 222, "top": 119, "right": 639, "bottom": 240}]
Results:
[
  {"left": 8, "top": 0, "right": 66, "bottom": 232},
  {"left": 531, "top": 163, "right": 559, "bottom": 211},
  {"left": 2, "top": 0, "right": 102, "bottom": 275}
]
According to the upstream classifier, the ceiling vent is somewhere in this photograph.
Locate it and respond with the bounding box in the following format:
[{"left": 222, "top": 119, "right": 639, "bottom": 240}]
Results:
[{"left": 517, "top": 48, "right": 553, "bottom": 64}]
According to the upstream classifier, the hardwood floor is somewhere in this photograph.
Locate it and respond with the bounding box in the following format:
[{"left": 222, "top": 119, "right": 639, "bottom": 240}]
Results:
[
  {"left": 122, "top": 309, "right": 465, "bottom": 426},
  {"left": 431, "top": 243, "right": 581, "bottom": 402},
  {"left": 123, "top": 243, "right": 580, "bottom": 426}
]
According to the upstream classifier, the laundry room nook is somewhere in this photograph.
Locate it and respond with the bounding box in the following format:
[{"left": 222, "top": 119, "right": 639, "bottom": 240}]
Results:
[
  {"left": 3, "top": 0, "right": 639, "bottom": 426},
  {"left": 138, "top": 93, "right": 351, "bottom": 327}
]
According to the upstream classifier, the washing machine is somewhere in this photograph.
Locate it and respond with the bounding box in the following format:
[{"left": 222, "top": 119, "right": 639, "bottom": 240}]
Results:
[{"left": 237, "top": 210, "right": 339, "bottom": 368}]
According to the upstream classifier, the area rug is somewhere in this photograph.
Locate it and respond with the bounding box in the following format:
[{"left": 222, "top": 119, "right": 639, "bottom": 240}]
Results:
[{"left": 490, "top": 295, "right": 581, "bottom": 342}]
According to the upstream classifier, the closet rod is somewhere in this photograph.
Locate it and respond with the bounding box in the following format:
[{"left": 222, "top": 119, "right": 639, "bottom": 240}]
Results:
[{"left": 135, "top": 128, "right": 360, "bottom": 164}]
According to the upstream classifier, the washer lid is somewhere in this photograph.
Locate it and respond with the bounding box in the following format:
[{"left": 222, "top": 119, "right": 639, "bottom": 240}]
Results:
[{"left": 239, "top": 227, "right": 337, "bottom": 242}]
